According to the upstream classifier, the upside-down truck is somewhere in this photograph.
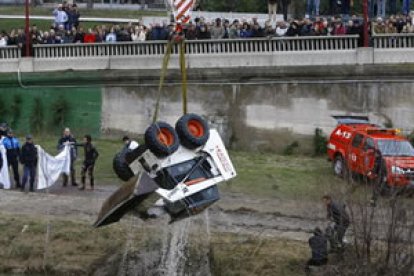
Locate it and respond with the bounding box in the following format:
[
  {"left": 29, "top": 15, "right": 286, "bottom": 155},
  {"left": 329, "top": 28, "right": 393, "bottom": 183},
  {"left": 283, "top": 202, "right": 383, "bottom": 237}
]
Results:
[{"left": 94, "top": 114, "right": 236, "bottom": 227}]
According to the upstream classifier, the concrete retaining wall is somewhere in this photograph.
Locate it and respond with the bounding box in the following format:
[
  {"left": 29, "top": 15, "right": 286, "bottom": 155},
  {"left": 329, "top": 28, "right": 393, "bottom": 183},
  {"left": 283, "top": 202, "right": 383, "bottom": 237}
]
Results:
[
  {"left": 2, "top": 63, "right": 414, "bottom": 153},
  {"left": 101, "top": 79, "right": 414, "bottom": 153}
]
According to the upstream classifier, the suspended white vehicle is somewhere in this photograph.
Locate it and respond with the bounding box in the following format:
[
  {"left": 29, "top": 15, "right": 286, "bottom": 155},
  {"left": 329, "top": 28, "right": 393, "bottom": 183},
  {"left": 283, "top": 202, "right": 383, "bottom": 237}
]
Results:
[{"left": 94, "top": 114, "right": 236, "bottom": 227}]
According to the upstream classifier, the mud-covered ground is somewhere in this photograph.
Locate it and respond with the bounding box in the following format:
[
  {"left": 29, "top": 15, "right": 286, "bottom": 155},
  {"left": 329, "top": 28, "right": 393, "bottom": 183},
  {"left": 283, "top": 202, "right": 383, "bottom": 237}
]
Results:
[
  {"left": 1, "top": 183, "right": 409, "bottom": 244},
  {"left": 0, "top": 185, "right": 326, "bottom": 242},
  {"left": 2, "top": 183, "right": 414, "bottom": 275},
  {"left": 0, "top": 185, "right": 323, "bottom": 275}
]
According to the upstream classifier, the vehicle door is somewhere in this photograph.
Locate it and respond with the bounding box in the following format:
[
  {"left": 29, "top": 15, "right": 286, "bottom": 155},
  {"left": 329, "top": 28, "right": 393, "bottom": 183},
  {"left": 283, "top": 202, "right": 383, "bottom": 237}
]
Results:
[
  {"left": 362, "top": 137, "right": 376, "bottom": 175},
  {"left": 348, "top": 133, "right": 365, "bottom": 173}
]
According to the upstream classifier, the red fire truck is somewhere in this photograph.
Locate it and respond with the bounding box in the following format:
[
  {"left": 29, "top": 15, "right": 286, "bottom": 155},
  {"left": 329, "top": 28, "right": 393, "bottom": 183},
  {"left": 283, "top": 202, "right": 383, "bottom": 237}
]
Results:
[{"left": 327, "top": 116, "right": 414, "bottom": 191}]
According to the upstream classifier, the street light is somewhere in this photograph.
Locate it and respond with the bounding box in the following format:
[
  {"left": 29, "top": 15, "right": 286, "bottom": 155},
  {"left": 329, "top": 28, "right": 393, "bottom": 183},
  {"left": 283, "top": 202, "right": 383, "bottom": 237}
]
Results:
[
  {"left": 363, "top": 0, "right": 369, "bottom": 47},
  {"left": 25, "top": 0, "right": 30, "bottom": 57}
]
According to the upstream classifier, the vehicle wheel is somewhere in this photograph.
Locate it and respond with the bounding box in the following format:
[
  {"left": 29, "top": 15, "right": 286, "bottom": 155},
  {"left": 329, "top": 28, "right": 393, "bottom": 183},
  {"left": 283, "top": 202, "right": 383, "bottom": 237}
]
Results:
[
  {"left": 333, "top": 155, "right": 347, "bottom": 179},
  {"left": 145, "top": 121, "right": 180, "bottom": 157},
  {"left": 175, "top": 113, "right": 210, "bottom": 149},
  {"left": 113, "top": 152, "right": 134, "bottom": 182}
]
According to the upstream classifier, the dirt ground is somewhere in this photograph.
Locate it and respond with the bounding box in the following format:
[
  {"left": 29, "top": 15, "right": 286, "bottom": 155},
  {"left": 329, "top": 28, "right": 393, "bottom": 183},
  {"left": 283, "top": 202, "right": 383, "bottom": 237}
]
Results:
[
  {"left": 2, "top": 181, "right": 412, "bottom": 275},
  {"left": 0, "top": 184, "right": 326, "bottom": 243}
]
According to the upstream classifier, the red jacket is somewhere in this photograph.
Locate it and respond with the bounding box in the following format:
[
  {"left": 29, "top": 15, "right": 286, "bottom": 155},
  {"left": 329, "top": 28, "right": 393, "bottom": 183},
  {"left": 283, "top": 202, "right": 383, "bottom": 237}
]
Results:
[
  {"left": 333, "top": 25, "right": 347, "bottom": 35},
  {"left": 83, "top": 33, "right": 96, "bottom": 43}
]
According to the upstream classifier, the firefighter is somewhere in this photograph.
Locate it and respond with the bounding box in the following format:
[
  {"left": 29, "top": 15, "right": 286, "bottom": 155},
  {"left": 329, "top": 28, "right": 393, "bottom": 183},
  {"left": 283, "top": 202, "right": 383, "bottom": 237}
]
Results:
[
  {"left": 76, "top": 135, "right": 99, "bottom": 190},
  {"left": 369, "top": 148, "right": 385, "bottom": 206},
  {"left": 3, "top": 129, "right": 21, "bottom": 188},
  {"left": 305, "top": 227, "right": 328, "bottom": 273},
  {"left": 57, "top": 127, "right": 78, "bottom": 187},
  {"left": 322, "top": 195, "right": 350, "bottom": 250}
]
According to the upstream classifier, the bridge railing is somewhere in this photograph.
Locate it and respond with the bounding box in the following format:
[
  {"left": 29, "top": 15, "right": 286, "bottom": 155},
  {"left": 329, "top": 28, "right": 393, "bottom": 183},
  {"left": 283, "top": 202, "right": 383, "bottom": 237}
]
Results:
[
  {"left": 0, "top": 46, "right": 21, "bottom": 59},
  {"left": 32, "top": 35, "right": 359, "bottom": 59},
  {"left": 372, "top": 33, "right": 414, "bottom": 48}
]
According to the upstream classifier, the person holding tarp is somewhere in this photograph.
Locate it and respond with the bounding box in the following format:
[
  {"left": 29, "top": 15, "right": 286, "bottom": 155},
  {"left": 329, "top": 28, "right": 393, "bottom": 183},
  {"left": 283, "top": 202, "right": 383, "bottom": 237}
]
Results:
[
  {"left": 20, "top": 135, "right": 38, "bottom": 192},
  {"left": 0, "top": 123, "right": 10, "bottom": 189},
  {"left": 57, "top": 127, "right": 78, "bottom": 187}
]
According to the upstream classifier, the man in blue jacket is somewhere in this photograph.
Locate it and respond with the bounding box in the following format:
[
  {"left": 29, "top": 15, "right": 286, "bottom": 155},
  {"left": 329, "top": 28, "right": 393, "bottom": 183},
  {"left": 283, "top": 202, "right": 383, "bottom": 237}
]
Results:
[
  {"left": 3, "top": 129, "right": 20, "bottom": 188},
  {"left": 20, "top": 135, "right": 37, "bottom": 192}
]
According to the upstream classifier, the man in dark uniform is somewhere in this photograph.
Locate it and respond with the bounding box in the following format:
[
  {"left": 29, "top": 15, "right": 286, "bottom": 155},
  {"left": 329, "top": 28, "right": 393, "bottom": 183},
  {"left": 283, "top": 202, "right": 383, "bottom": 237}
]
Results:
[
  {"left": 306, "top": 227, "right": 328, "bottom": 273},
  {"left": 20, "top": 135, "right": 37, "bottom": 192},
  {"left": 369, "top": 148, "right": 384, "bottom": 206},
  {"left": 57, "top": 127, "right": 78, "bottom": 186},
  {"left": 3, "top": 129, "right": 21, "bottom": 188},
  {"left": 76, "top": 135, "right": 99, "bottom": 190},
  {"left": 322, "top": 195, "right": 350, "bottom": 250}
]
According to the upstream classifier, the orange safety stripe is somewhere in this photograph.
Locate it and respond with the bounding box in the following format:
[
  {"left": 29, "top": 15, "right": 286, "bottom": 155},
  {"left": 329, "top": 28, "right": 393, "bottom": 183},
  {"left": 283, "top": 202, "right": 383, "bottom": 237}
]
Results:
[{"left": 185, "top": 177, "right": 206, "bottom": 186}]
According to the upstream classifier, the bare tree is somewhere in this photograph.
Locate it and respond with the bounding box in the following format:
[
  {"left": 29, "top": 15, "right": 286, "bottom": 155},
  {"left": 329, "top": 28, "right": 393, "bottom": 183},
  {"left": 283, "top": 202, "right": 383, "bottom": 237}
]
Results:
[{"left": 328, "top": 166, "right": 414, "bottom": 275}]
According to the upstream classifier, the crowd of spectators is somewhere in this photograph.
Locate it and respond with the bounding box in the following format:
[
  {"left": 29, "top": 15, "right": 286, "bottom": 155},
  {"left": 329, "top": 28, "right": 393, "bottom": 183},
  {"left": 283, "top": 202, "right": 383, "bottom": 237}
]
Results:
[{"left": 0, "top": 2, "right": 413, "bottom": 51}]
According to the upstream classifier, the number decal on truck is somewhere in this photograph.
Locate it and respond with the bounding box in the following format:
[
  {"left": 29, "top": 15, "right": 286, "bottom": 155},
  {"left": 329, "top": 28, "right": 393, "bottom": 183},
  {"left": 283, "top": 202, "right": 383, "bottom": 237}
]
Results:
[
  {"left": 335, "top": 129, "right": 352, "bottom": 139},
  {"left": 351, "top": 153, "right": 357, "bottom": 162}
]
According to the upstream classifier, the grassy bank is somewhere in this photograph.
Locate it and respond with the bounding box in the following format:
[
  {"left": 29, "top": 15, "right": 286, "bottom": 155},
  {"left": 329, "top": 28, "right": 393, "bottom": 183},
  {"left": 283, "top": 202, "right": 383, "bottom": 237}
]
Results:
[
  {"left": 210, "top": 232, "right": 308, "bottom": 276},
  {"left": 0, "top": 19, "right": 100, "bottom": 32},
  {"left": 0, "top": 212, "right": 125, "bottom": 274},
  {"left": 13, "top": 136, "right": 338, "bottom": 199},
  {"left": 0, "top": 212, "right": 309, "bottom": 275},
  {"left": 223, "top": 151, "right": 337, "bottom": 201},
  {"left": 0, "top": 5, "right": 165, "bottom": 32},
  {"left": 0, "top": 6, "right": 165, "bottom": 18}
]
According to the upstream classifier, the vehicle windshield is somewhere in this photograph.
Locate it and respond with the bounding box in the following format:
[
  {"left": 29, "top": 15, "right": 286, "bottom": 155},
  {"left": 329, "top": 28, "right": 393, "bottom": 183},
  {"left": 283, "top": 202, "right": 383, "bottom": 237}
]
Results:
[
  {"left": 154, "top": 156, "right": 216, "bottom": 190},
  {"left": 377, "top": 140, "right": 414, "bottom": 157},
  {"left": 167, "top": 157, "right": 214, "bottom": 183}
]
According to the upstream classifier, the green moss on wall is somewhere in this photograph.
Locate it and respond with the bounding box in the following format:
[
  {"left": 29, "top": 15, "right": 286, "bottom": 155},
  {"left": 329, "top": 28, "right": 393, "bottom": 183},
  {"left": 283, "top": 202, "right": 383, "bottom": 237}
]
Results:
[{"left": 0, "top": 87, "right": 101, "bottom": 137}]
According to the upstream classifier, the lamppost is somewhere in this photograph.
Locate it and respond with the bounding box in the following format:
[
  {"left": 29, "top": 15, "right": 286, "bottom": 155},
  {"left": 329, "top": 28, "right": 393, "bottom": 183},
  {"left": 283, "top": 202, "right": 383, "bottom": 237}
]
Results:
[
  {"left": 363, "top": 0, "right": 369, "bottom": 47},
  {"left": 25, "top": 0, "right": 30, "bottom": 57}
]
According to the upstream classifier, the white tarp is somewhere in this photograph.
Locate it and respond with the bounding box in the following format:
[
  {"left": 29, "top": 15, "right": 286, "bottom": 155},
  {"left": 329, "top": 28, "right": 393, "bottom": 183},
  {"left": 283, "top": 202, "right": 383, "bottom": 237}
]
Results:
[
  {"left": 37, "top": 145, "right": 71, "bottom": 190},
  {"left": 0, "top": 137, "right": 10, "bottom": 189}
]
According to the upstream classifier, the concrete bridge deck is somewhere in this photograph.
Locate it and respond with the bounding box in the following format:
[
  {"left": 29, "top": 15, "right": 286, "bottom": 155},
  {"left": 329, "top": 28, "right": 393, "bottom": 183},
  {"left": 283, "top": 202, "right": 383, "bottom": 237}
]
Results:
[{"left": 1, "top": 34, "right": 413, "bottom": 73}]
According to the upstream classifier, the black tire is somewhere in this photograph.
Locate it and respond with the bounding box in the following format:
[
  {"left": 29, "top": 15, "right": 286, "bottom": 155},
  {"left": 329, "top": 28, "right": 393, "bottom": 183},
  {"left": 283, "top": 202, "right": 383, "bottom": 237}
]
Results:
[
  {"left": 175, "top": 113, "right": 210, "bottom": 149},
  {"left": 333, "top": 155, "right": 347, "bottom": 179},
  {"left": 113, "top": 152, "right": 134, "bottom": 182},
  {"left": 145, "top": 122, "right": 180, "bottom": 158}
]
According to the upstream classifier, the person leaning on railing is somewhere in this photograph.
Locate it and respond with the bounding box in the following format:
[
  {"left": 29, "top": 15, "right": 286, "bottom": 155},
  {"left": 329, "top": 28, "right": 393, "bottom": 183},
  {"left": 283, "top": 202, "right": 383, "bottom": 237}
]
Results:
[{"left": 0, "top": 32, "right": 7, "bottom": 47}]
